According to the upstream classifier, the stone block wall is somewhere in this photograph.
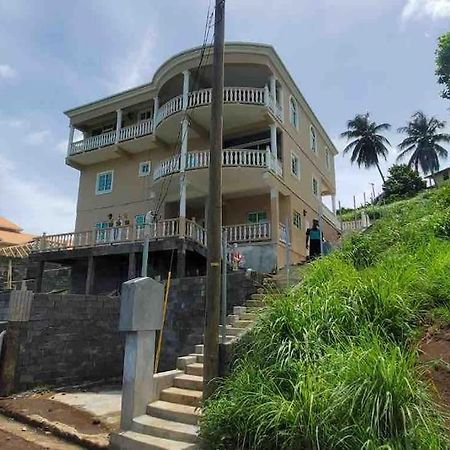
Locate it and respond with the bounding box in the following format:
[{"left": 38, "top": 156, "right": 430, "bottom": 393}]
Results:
[
  {"left": 0, "top": 271, "right": 262, "bottom": 393},
  {"left": 0, "top": 293, "right": 123, "bottom": 394}
]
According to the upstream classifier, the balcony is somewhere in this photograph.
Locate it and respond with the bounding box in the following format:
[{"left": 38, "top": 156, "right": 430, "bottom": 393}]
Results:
[
  {"left": 321, "top": 203, "right": 341, "bottom": 230},
  {"left": 31, "top": 220, "right": 272, "bottom": 255},
  {"left": 68, "top": 119, "right": 154, "bottom": 156},
  {"left": 153, "top": 148, "right": 283, "bottom": 181}
]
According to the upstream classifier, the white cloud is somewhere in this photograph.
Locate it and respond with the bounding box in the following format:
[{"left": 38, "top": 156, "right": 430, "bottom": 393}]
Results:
[
  {"left": 109, "top": 27, "right": 157, "bottom": 92},
  {"left": 24, "top": 130, "right": 51, "bottom": 145},
  {"left": 0, "top": 64, "right": 16, "bottom": 79},
  {"left": 402, "top": 0, "right": 450, "bottom": 21},
  {"left": 0, "top": 154, "right": 75, "bottom": 235},
  {"left": 56, "top": 139, "right": 68, "bottom": 155}
]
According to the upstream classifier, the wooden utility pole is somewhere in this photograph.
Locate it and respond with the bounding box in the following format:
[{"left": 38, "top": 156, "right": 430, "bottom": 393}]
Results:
[{"left": 204, "top": 0, "right": 225, "bottom": 400}]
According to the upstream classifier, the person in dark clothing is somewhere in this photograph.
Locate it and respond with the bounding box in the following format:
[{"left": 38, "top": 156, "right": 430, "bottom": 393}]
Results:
[{"left": 306, "top": 219, "right": 323, "bottom": 259}]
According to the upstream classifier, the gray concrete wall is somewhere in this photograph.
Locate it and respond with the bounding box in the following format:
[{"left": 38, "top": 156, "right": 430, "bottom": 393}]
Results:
[{"left": 236, "top": 243, "right": 277, "bottom": 273}]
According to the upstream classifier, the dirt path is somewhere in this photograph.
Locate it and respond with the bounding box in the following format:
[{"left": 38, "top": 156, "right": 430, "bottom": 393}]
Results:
[{"left": 0, "top": 414, "right": 83, "bottom": 450}]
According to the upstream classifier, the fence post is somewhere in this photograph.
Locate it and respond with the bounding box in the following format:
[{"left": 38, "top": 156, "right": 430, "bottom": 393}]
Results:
[{"left": 118, "top": 277, "right": 165, "bottom": 431}]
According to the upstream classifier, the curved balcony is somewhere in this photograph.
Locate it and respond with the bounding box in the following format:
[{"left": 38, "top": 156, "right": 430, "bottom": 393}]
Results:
[
  {"left": 155, "top": 86, "right": 282, "bottom": 129},
  {"left": 153, "top": 148, "right": 283, "bottom": 181}
]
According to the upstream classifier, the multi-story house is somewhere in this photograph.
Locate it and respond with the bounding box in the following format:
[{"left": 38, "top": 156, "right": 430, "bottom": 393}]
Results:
[{"left": 30, "top": 42, "right": 340, "bottom": 294}]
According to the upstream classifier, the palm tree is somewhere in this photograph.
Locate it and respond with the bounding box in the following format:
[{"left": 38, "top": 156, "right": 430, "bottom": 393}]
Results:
[
  {"left": 340, "top": 113, "right": 391, "bottom": 183},
  {"left": 397, "top": 111, "right": 450, "bottom": 175}
]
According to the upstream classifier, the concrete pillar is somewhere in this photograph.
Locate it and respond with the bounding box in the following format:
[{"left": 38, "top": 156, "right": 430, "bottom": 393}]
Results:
[
  {"left": 128, "top": 252, "right": 136, "bottom": 280},
  {"left": 115, "top": 109, "right": 122, "bottom": 143},
  {"left": 153, "top": 96, "right": 159, "bottom": 125},
  {"left": 118, "top": 277, "right": 164, "bottom": 431},
  {"left": 179, "top": 117, "right": 189, "bottom": 237},
  {"left": 182, "top": 70, "right": 190, "bottom": 110},
  {"left": 331, "top": 195, "right": 336, "bottom": 214},
  {"left": 177, "top": 241, "right": 187, "bottom": 278},
  {"left": 269, "top": 75, "right": 277, "bottom": 104},
  {"left": 67, "top": 124, "right": 74, "bottom": 156},
  {"left": 270, "top": 188, "right": 280, "bottom": 244},
  {"left": 85, "top": 254, "right": 95, "bottom": 295},
  {"left": 35, "top": 261, "right": 45, "bottom": 293},
  {"left": 270, "top": 123, "right": 277, "bottom": 157}
]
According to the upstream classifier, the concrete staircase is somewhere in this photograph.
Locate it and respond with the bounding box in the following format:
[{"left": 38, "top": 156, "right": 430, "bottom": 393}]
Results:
[{"left": 112, "top": 287, "right": 268, "bottom": 449}]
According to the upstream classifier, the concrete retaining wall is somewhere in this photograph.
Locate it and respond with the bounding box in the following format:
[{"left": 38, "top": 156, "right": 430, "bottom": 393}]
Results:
[{"left": 0, "top": 272, "right": 262, "bottom": 393}]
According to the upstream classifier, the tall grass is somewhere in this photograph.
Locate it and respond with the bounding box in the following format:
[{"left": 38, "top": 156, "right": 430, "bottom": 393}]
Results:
[{"left": 200, "top": 184, "right": 450, "bottom": 449}]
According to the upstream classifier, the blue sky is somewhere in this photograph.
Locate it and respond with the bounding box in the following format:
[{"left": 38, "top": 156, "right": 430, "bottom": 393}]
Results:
[{"left": 0, "top": 0, "right": 449, "bottom": 234}]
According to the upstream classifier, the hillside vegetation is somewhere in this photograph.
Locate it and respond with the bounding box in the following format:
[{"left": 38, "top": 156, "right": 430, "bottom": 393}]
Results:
[{"left": 201, "top": 184, "right": 450, "bottom": 449}]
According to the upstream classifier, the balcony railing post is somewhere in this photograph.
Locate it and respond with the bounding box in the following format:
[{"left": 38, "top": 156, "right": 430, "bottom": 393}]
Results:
[
  {"left": 115, "top": 109, "right": 122, "bottom": 144},
  {"left": 67, "top": 124, "right": 74, "bottom": 156}
]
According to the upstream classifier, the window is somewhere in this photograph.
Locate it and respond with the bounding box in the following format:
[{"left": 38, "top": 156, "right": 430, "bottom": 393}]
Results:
[
  {"left": 96, "top": 171, "right": 113, "bottom": 195},
  {"left": 139, "top": 161, "right": 151, "bottom": 177},
  {"left": 92, "top": 124, "right": 115, "bottom": 137},
  {"left": 325, "top": 147, "right": 330, "bottom": 169},
  {"left": 95, "top": 221, "right": 108, "bottom": 242},
  {"left": 289, "top": 97, "right": 299, "bottom": 129},
  {"left": 247, "top": 211, "right": 268, "bottom": 224},
  {"left": 310, "top": 126, "right": 317, "bottom": 153},
  {"left": 312, "top": 177, "right": 319, "bottom": 197},
  {"left": 291, "top": 152, "right": 300, "bottom": 178},
  {"left": 293, "top": 211, "right": 302, "bottom": 229},
  {"left": 138, "top": 109, "right": 152, "bottom": 122}
]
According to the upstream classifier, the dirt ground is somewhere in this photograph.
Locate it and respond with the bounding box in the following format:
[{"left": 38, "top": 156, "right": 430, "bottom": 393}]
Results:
[
  {"left": 0, "top": 393, "right": 111, "bottom": 435},
  {"left": 419, "top": 325, "right": 450, "bottom": 415},
  {"left": 0, "top": 414, "right": 83, "bottom": 450}
]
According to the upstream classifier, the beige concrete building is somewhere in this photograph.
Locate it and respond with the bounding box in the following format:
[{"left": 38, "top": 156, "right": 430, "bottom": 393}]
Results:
[
  {"left": 32, "top": 43, "right": 340, "bottom": 289},
  {"left": 427, "top": 166, "right": 450, "bottom": 187}
]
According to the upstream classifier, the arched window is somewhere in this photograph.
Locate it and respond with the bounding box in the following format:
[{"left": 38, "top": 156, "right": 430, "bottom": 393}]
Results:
[
  {"left": 310, "top": 126, "right": 317, "bottom": 153},
  {"left": 289, "top": 97, "right": 299, "bottom": 129}
]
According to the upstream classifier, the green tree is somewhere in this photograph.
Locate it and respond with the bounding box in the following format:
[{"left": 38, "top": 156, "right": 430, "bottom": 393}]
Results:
[
  {"left": 382, "top": 164, "right": 426, "bottom": 203},
  {"left": 397, "top": 111, "right": 449, "bottom": 175},
  {"left": 340, "top": 113, "right": 391, "bottom": 182},
  {"left": 436, "top": 31, "right": 450, "bottom": 100}
]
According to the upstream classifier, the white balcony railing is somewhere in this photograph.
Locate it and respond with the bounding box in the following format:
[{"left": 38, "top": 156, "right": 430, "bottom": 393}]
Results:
[
  {"left": 321, "top": 203, "right": 341, "bottom": 230},
  {"left": 155, "top": 86, "right": 277, "bottom": 127},
  {"left": 154, "top": 148, "right": 282, "bottom": 181},
  {"left": 279, "top": 223, "right": 288, "bottom": 244},
  {"left": 224, "top": 223, "right": 271, "bottom": 243},
  {"left": 69, "top": 119, "right": 154, "bottom": 156}
]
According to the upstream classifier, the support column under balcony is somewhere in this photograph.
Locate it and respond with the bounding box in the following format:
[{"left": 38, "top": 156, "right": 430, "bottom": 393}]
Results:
[
  {"left": 270, "top": 123, "right": 277, "bottom": 157},
  {"left": 153, "top": 96, "right": 159, "bottom": 124},
  {"left": 115, "top": 109, "right": 123, "bottom": 143},
  {"left": 179, "top": 117, "right": 189, "bottom": 236},
  {"left": 270, "top": 188, "right": 280, "bottom": 245},
  {"left": 85, "top": 254, "right": 95, "bottom": 295},
  {"left": 67, "top": 124, "right": 74, "bottom": 156},
  {"left": 331, "top": 195, "right": 336, "bottom": 214},
  {"left": 269, "top": 75, "right": 277, "bottom": 104},
  {"left": 182, "top": 70, "right": 190, "bottom": 110}
]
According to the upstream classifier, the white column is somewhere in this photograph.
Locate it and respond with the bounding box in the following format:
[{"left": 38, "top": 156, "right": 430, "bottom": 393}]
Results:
[
  {"left": 270, "top": 123, "right": 277, "bottom": 157},
  {"left": 269, "top": 76, "right": 277, "bottom": 104},
  {"left": 67, "top": 124, "right": 74, "bottom": 156},
  {"left": 182, "top": 70, "right": 190, "bottom": 110},
  {"left": 179, "top": 117, "right": 189, "bottom": 234},
  {"left": 115, "top": 109, "right": 122, "bottom": 143},
  {"left": 331, "top": 195, "right": 336, "bottom": 214},
  {"left": 153, "top": 96, "right": 159, "bottom": 125},
  {"left": 270, "top": 188, "right": 280, "bottom": 245}
]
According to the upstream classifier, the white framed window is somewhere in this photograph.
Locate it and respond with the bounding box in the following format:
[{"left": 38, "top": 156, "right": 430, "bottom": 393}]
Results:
[
  {"left": 291, "top": 152, "right": 300, "bottom": 178},
  {"left": 289, "top": 97, "right": 299, "bottom": 129},
  {"left": 138, "top": 161, "right": 151, "bottom": 177},
  {"left": 95, "top": 221, "right": 108, "bottom": 243},
  {"left": 135, "top": 214, "right": 146, "bottom": 229},
  {"left": 247, "top": 211, "right": 268, "bottom": 224},
  {"left": 96, "top": 171, "right": 113, "bottom": 195},
  {"left": 138, "top": 109, "right": 152, "bottom": 122},
  {"left": 293, "top": 211, "right": 302, "bottom": 229},
  {"left": 310, "top": 126, "right": 317, "bottom": 153},
  {"left": 312, "top": 177, "right": 319, "bottom": 197}
]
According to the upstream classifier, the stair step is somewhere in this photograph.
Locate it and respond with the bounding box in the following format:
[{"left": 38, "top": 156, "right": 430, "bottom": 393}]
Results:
[
  {"left": 251, "top": 293, "right": 265, "bottom": 299},
  {"left": 246, "top": 306, "right": 264, "bottom": 313},
  {"left": 111, "top": 430, "right": 196, "bottom": 450},
  {"left": 176, "top": 355, "right": 197, "bottom": 370},
  {"left": 240, "top": 312, "right": 257, "bottom": 321},
  {"left": 147, "top": 400, "right": 200, "bottom": 426},
  {"left": 226, "top": 314, "right": 239, "bottom": 325},
  {"left": 194, "top": 344, "right": 204, "bottom": 354},
  {"left": 246, "top": 300, "right": 264, "bottom": 307},
  {"left": 233, "top": 306, "right": 246, "bottom": 315},
  {"left": 132, "top": 415, "right": 198, "bottom": 444},
  {"left": 186, "top": 362, "right": 203, "bottom": 376},
  {"left": 189, "top": 353, "right": 204, "bottom": 363},
  {"left": 221, "top": 326, "right": 243, "bottom": 337},
  {"left": 174, "top": 374, "right": 203, "bottom": 391},
  {"left": 233, "top": 319, "right": 253, "bottom": 328},
  {"left": 160, "top": 387, "right": 202, "bottom": 407}
]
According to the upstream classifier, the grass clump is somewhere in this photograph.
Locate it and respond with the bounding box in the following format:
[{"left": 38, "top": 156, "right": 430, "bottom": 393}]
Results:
[{"left": 200, "top": 183, "right": 450, "bottom": 449}]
